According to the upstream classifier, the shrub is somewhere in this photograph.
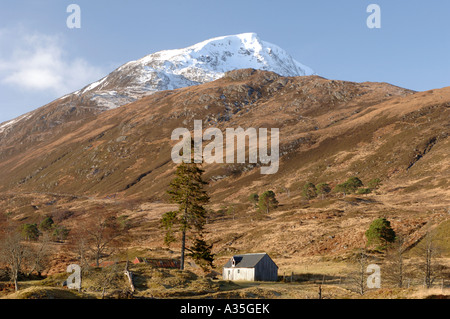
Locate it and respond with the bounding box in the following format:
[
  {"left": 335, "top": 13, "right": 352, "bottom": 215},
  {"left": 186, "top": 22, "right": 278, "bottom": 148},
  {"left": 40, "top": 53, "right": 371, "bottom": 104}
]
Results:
[
  {"left": 316, "top": 183, "right": 331, "bottom": 199},
  {"left": 117, "top": 215, "right": 131, "bottom": 231},
  {"left": 249, "top": 193, "right": 259, "bottom": 208},
  {"left": 334, "top": 183, "right": 348, "bottom": 196},
  {"left": 345, "top": 177, "right": 364, "bottom": 193},
  {"left": 302, "top": 182, "right": 317, "bottom": 200},
  {"left": 368, "top": 178, "right": 382, "bottom": 190},
  {"left": 39, "top": 216, "right": 54, "bottom": 231},
  {"left": 356, "top": 188, "right": 372, "bottom": 195},
  {"left": 52, "top": 225, "right": 70, "bottom": 242}
]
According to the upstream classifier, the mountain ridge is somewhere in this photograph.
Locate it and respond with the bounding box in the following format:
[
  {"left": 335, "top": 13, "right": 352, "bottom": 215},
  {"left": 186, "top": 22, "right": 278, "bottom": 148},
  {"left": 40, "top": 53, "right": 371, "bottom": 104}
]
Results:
[
  {"left": 74, "top": 32, "right": 315, "bottom": 109},
  {"left": 0, "top": 33, "right": 314, "bottom": 142}
]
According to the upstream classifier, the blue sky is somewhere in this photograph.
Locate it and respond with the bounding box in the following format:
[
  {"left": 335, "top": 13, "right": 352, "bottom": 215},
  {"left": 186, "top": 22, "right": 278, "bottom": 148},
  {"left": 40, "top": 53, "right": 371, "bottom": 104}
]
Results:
[{"left": 1, "top": 0, "right": 449, "bottom": 123}]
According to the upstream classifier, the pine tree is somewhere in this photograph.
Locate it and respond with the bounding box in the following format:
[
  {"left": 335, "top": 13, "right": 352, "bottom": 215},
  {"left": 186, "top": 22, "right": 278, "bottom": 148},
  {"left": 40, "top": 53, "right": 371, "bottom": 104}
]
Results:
[
  {"left": 161, "top": 161, "right": 210, "bottom": 270},
  {"left": 365, "top": 218, "right": 396, "bottom": 250},
  {"left": 21, "top": 223, "right": 40, "bottom": 241},
  {"left": 344, "top": 177, "right": 364, "bottom": 193},
  {"left": 39, "top": 216, "right": 54, "bottom": 232},
  {"left": 258, "top": 190, "right": 278, "bottom": 214},
  {"left": 334, "top": 177, "right": 364, "bottom": 196},
  {"left": 187, "top": 237, "right": 215, "bottom": 272},
  {"left": 302, "top": 182, "right": 317, "bottom": 200},
  {"left": 249, "top": 193, "right": 259, "bottom": 209}
]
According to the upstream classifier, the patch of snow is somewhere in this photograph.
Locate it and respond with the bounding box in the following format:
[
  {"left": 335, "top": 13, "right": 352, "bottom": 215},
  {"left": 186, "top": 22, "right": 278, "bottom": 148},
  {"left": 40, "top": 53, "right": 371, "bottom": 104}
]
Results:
[
  {"left": 0, "top": 112, "right": 33, "bottom": 134},
  {"left": 81, "top": 76, "right": 107, "bottom": 94}
]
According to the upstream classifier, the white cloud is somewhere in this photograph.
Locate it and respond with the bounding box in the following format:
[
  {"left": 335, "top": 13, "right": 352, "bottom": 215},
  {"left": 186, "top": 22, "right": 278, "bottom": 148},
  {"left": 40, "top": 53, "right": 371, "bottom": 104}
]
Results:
[{"left": 0, "top": 28, "right": 104, "bottom": 96}]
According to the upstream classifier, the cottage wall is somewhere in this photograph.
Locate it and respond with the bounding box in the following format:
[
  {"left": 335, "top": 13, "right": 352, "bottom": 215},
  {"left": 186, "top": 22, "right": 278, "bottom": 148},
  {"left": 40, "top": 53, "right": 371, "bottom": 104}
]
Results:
[
  {"left": 254, "top": 254, "right": 278, "bottom": 281},
  {"left": 223, "top": 267, "right": 255, "bottom": 281},
  {"left": 222, "top": 253, "right": 278, "bottom": 282}
]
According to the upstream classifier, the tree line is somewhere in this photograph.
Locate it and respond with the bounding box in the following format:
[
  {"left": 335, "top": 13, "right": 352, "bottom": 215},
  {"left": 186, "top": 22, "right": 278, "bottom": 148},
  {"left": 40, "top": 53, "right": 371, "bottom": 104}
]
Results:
[
  {"left": 0, "top": 208, "right": 132, "bottom": 292},
  {"left": 301, "top": 176, "right": 382, "bottom": 200}
]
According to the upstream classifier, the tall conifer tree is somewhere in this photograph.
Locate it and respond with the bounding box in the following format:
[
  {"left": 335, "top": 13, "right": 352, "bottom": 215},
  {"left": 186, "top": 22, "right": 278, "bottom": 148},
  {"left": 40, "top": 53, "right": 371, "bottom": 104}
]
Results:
[{"left": 161, "top": 141, "right": 210, "bottom": 270}]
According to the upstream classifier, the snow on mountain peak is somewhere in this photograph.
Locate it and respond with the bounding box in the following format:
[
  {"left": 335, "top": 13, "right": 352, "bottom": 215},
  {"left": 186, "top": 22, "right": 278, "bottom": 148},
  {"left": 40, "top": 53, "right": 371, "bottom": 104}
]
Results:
[{"left": 74, "top": 33, "right": 316, "bottom": 109}]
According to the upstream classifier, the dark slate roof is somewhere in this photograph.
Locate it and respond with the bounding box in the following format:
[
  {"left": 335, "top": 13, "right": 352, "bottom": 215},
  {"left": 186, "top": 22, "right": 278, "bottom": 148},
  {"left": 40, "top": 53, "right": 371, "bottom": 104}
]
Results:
[{"left": 223, "top": 253, "right": 268, "bottom": 268}]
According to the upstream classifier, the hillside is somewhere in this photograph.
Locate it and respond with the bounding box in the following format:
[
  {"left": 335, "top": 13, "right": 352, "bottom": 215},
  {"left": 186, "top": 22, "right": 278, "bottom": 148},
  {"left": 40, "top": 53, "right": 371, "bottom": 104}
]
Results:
[
  {"left": 0, "top": 69, "right": 448, "bottom": 297},
  {"left": 0, "top": 69, "right": 448, "bottom": 200}
]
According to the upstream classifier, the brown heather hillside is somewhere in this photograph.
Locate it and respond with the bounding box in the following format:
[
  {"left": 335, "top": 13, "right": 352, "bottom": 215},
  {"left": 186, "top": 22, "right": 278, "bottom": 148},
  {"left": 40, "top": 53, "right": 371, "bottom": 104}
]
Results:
[
  {"left": 0, "top": 69, "right": 418, "bottom": 195},
  {"left": 0, "top": 69, "right": 449, "bottom": 280}
]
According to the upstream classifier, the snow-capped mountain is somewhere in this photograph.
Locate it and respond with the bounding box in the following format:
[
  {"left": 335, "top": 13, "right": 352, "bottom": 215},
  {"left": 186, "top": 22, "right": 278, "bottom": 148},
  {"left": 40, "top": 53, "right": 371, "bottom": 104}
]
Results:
[
  {"left": 72, "top": 32, "right": 315, "bottom": 109},
  {"left": 0, "top": 33, "right": 314, "bottom": 135}
]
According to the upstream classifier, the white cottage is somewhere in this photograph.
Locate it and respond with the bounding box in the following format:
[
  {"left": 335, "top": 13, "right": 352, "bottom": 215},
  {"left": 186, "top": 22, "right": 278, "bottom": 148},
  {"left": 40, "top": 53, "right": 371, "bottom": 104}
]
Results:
[{"left": 222, "top": 253, "right": 278, "bottom": 281}]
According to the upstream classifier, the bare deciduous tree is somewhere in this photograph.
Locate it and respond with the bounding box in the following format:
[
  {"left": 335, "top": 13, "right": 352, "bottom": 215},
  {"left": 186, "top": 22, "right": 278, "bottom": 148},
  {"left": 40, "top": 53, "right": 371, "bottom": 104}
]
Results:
[
  {"left": 0, "top": 229, "right": 28, "bottom": 291},
  {"left": 25, "top": 232, "right": 52, "bottom": 277},
  {"left": 87, "top": 215, "right": 124, "bottom": 267},
  {"left": 415, "top": 232, "right": 443, "bottom": 289},
  {"left": 70, "top": 210, "right": 128, "bottom": 268},
  {"left": 350, "top": 249, "right": 370, "bottom": 295},
  {"left": 67, "top": 228, "right": 90, "bottom": 269},
  {"left": 383, "top": 236, "right": 406, "bottom": 288}
]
